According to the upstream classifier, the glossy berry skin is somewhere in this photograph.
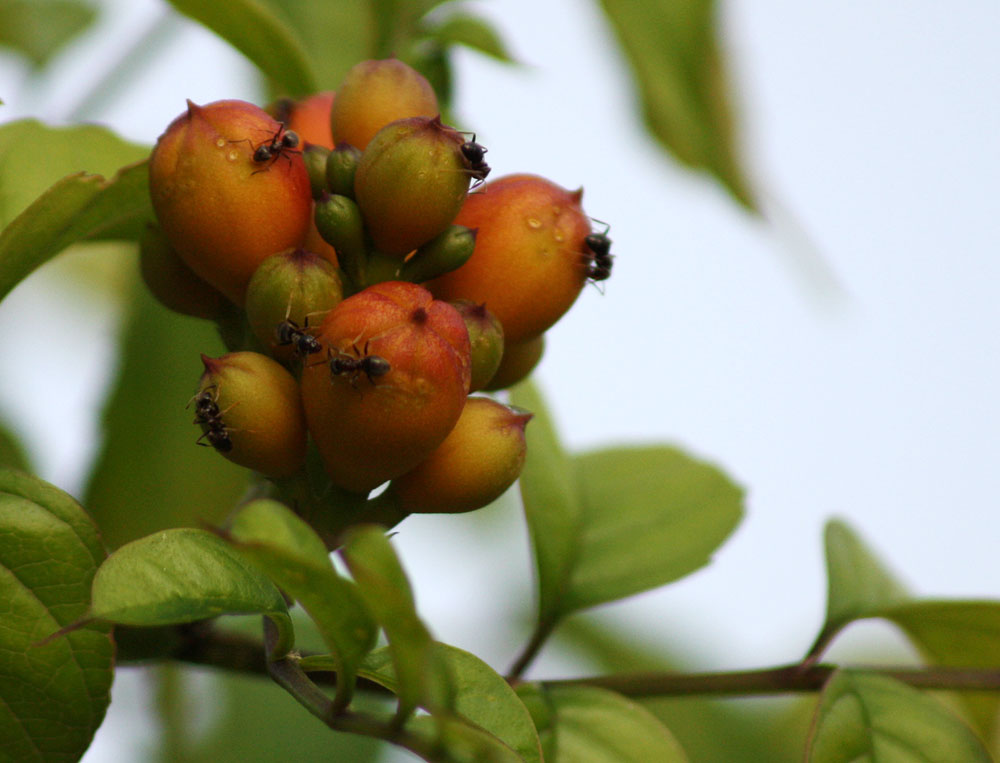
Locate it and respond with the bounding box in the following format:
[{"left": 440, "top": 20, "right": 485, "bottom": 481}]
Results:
[
  {"left": 427, "top": 174, "right": 590, "bottom": 343},
  {"left": 450, "top": 300, "right": 504, "bottom": 392},
  {"left": 388, "top": 397, "right": 531, "bottom": 514},
  {"left": 149, "top": 99, "right": 312, "bottom": 305},
  {"left": 330, "top": 59, "right": 438, "bottom": 151},
  {"left": 138, "top": 223, "right": 227, "bottom": 319},
  {"left": 354, "top": 116, "right": 470, "bottom": 256},
  {"left": 300, "top": 281, "right": 471, "bottom": 494},
  {"left": 483, "top": 334, "right": 545, "bottom": 391},
  {"left": 283, "top": 91, "right": 336, "bottom": 149},
  {"left": 197, "top": 352, "right": 307, "bottom": 478}
]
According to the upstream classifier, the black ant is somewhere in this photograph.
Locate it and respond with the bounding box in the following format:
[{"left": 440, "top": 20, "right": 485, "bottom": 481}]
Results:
[
  {"left": 328, "top": 341, "right": 391, "bottom": 389},
  {"left": 459, "top": 133, "right": 490, "bottom": 188},
  {"left": 583, "top": 224, "right": 614, "bottom": 283},
  {"left": 233, "top": 125, "right": 300, "bottom": 173},
  {"left": 189, "top": 385, "right": 234, "bottom": 453},
  {"left": 275, "top": 317, "right": 322, "bottom": 358},
  {"left": 188, "top": 385, "right": 220, "bottom": 422}
]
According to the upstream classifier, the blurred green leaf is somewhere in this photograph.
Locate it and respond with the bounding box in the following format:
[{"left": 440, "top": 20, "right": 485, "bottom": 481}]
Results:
[
  {"left": 83, "top": 278, "right": 248, "bottom": 549},
  {"left": 0, "top": 469, "right": 112, "bottom": 762},
  {"left": 537, "top": 685, "right": 688, "bottom": 762},
  {"left": 341, "top": 524, "right": 449, "bottom": 720},
  {"left": 806, "top": 670, "right": 990, "bottom": 762},
  {"left": 360, "top": 643, "right": 542, "bottom": 763},
  {"left": 428, "top": 14, "right": 515, "bottom": 63},
  {"left": 228, "top": 499, "right": 377, "bottom": 696},
  {"left": 814, "top": 519, "right": 911, "bottom": 648},
  {"left": 166, "top": 0, "right": 317, "bottom": 96},
  {"left": 0, "top": 418, "right": 29, "bottom": 471},
  {"left": 887, "top": 601, "right": 1000, "bottom": 743},
  {"left": 597, "top": 0, "right": 755, "bottom": 208},
  {"left": 510, "top": 381, "right": 584, "bottom": 625},
  {"left": 407, "top": 714, "right": 524, "bottom": 762},
  {"left": 0, "top": 0, "right": 96, "bottom": 68},
  {"left": 369, "top": 0, "right": 447, "bottom": 58},
  {"left": 564, "top": 445, "right": 743, "bottom": 612},
  {"left": 90, "top": 528, "right": 291, "bottom": 639}
]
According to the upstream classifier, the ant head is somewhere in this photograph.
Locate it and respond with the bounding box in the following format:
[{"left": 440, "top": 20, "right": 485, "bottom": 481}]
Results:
[
  {"left": 461, "top": 141, "right": 487, "bottom": 164},
  {"left": 585, "top": 232, "right": 611, "bottom": 256}
]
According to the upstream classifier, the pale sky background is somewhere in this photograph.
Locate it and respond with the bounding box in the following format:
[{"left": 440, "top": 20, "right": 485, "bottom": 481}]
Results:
[{"left": 1, "top": 0, "right": 999, "bottom": 760}]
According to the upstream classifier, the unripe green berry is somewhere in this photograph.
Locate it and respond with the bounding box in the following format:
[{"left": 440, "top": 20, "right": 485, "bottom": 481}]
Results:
[
  {"left": 325, "top": 142, "right": 362, "bottom": 198},
  {"left": 195, "top": 352, "right": 307, "bottom": 478},
  {"left": 450, "top": 300, "right": 504, "bottom": 393},
  {"left": 330, "top": 58, "right": 438, "bottom": 151},
  {"left": 387, "top": 397, "right": 531, "bottom": 514},
  {"left": 303, "top": 144, "right": 331, "bottom": 199},
  {"left": 244, "top": 248, "right": 344, "bottom": 365},
  {"left": 314, "top": 193, "right": 369, "bottom": 290},
  {"left": 354, "top": 116, "right": 470, "bottom": 256},
  {"left": 483, "top": 334, "right": 545, "bottom": 391},
  {"left": 139, "top": 223, "right": 227, "bottom": 319},
  {"left": 399, "top": 225, "right": 477, "bottom": 284}
]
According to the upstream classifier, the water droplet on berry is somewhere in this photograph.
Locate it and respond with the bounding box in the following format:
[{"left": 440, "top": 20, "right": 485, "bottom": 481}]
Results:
[
  {"left": 215, "top": 138, "right": 226, "bottom": 148},
  {"left": 526, "top": 217, "right": 542, "bottom": 230},
  {"left": 227, "top": 150, "right": 239, "bottom": 161}
]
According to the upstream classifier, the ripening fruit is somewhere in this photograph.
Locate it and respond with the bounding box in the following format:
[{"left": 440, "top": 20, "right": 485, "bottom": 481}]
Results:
[
  {"left": 483, "top": 334, "right": 545, "bottom": 391},
  {"left": 450, "top": 300, "right": 504, "bottom": 392},
  {"left": 280, "top": 91, "right": 336, "bottom": 149},
  {"left": 354, "top": 116, "right": 470, "bottom": 256},
  {"left": 244, "top": 249, "right": 344, "bottom": 364},
  {"left": 139, "top": 223, "right": 228, "bottom": 319},
  {"left": 149, "top": 99, "right": 312, "bottom": 304},
  {"left": 330, "top": 59, "right": 438, "bottom": 151},
  {"left": 387, "top": 397, "right": 531, "bottom": 514},
  {"left": 300, "top": 281, "right": 471, "bottom": 493},
  {"left": 195, "top": 352, "right": 307, "bottom": 477},
  {"left": 427, "top": 174, "right": 590, "bottom": 343}
]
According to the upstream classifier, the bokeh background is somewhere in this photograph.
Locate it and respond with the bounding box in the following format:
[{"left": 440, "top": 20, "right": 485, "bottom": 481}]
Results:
[{"left": 1, "top": 0, "right": 998, "bottom": 759}]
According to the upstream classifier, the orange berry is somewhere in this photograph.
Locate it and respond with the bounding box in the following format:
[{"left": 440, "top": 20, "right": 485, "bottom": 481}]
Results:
[
  {"left": 427, "top": 174, "right": 590, "bottom": 343},
  {"left": 388, "top": 397, "right": 531, "bottom": 514},
  {"left": 300, "top": 281, "right": 471, "bottom": 493},
  {"left": 283, "top": 91, "right": 336, "bottom": 149},
  {"left": 330, "top": 59, "right": 438, "bottom": 151},
  {"left": 138, "top": 223, "right": 227, "bottom": 319},
  {"left": 149, "top": 99, "right": 312, "bottom": 305}
]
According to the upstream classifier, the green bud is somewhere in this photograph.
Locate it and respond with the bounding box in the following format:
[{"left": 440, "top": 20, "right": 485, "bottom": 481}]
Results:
[
  {"left": 325, "top": 142, "right": 362, "bottom": 198},
  {"left": 450, "top": 299, "right": 504, "bottom": 392},
  {"left": 399, "top": 225, "right": 477, "bottom": 284},
  {"left": 303, "top": 144, "right": 331, "bottom": 199},
  {"left": 314, "top": 193, "right": 368, "bottom": 289},
  {"left": 245, "top": 248, "right": 344, "bottom": 366}
]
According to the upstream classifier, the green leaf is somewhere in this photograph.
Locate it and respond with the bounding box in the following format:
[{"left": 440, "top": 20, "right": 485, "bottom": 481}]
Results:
[
  {"left": 166, "top": 0, "right": 317, "bottom": 96},
  {"left": 0, "top": 418, "right": 29, "bottom": 471},
  {"left": 564, "top": 445, "right": 743, "bottom": 612},
  {"left": 227, "top": 500, "right": 378, "bottom": 699},
  {"left": 806, "top": 670, "right": 990, "bottom": 762},
  {"left": 0, "top": 469, "right": 113, "bottom": 763},
  {"left": 509, "top": 380, "right": 584, "bottom": 625},
  {"left": 886, "top": 601, "right": 1000, "bottom": 741},
  {"left": 83, "top": 280, "right": 248, "bottom": 549},
  {"left": 597, "top": 0, "right": 755, "bottom": 208},
  {"left": 369, "top": 0, "right": 447, "bottom": 59},
  {"left": 359, "top": 643, "right": 542, "bottom": 763},
  {"left": 428, "top": 14, "right": 515, "bottom": 63},
  {"left": 341, "top": 525, "right": 449, "bottom": 720},
  {"left": 0, "top": 121, "right": 151, "bottom": 303},
  {"left": 90, "top": 527, "right": 291, "bottom": 642},
  {"left": 408, "top": 714, "right": 525, "bottom": 763},
  {"left": 0, "top": 0, "right": 96, "bottom": 68},
  {"left": 535, "top": 684, "right": 688, "bottom": 762}
]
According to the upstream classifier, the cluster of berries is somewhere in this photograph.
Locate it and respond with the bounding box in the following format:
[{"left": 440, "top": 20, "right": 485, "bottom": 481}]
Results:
[{"left": 141, "top": 58, "right": 614, "bottom": 516}]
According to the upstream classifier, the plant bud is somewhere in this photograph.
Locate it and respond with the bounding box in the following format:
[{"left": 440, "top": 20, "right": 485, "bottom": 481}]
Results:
[
  {"left": 427, "top": 174, "right": 590, "bottom": 343},
  {"left": 274, "top": 91, "right": 335, "bottom": 149},
  {"left": 300, "top": 213, "right": 340, "bottom": 269},
  {"left": 387, "top": 397, "right": 531, "bottom": 514},
  {"left": 138, "top": 223, "right": 227, "bottom": 319},
  {"left": 325, "top": 142, "right": 362, "bottom": 198},
  {"left": 399, "top": 225, "right": 477, "bottom": 284},
  {"left": 330, "top": 58, "right": 438, "bottom": 151},
  {"left": 300, "top": 281, "right": 471, "bottom": 493},
  {"left": 314, "top": 193, "right": 368, "bottom": 288},
  {"left": 244, "top": 248, "right": 344, "bottom": 364},
  {"left": 303, "top": 144, "right": 331, "bottom": 198},
  {"left": 450, "top": 300, "right": 503, "bottom": 392},
  {"left": 195, "top": 352, "right": 307, "bottom": 477},
  {"left": 483, "top": 334, "right": 545, "bottom": 391},
  {"left": 149, "top": 99, "right": 312, "bottom": 304},
  {"left": 355, "top": 116, "right": 470, "bottom": 256}
]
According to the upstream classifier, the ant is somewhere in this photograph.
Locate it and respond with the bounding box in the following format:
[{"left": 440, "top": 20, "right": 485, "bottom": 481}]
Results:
[
  {"left": 189, "top": 385, "right": 234, "bottom": 453},
  {"left": 232, "top": 125, "right": 300, "bottom": 173},
  {"left": 459, "top": 133, "right": 491, "bottom": 188},
  {"left": 328, "top": 340, "right": 391, "bottom": 389},
  {"left": 583, "top": 223, "right": 614, "bottom": 283},
  {"left": 188, "top": 385, "right": 220, "bottom": 422},
  {"left": 275, "top": 317, "right": 322, "bottom": 359}
]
